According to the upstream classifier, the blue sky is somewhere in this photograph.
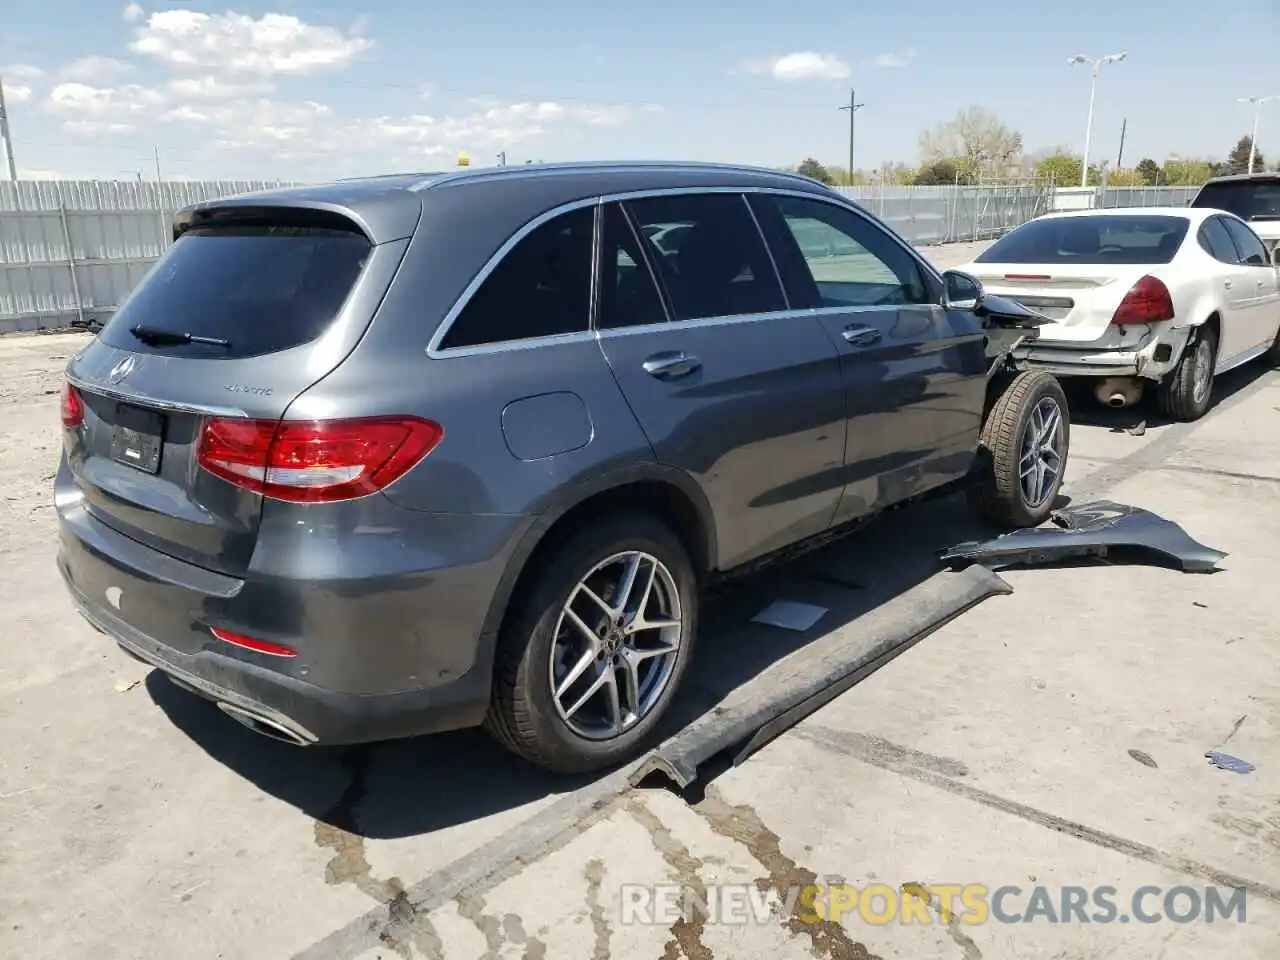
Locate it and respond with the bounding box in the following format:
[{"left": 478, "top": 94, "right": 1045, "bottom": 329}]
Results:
[{"left": 0, "top": 0, "right": 1275, "bottom": 181}]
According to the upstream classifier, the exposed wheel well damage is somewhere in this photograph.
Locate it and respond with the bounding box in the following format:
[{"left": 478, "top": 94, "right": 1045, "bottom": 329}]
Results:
[{"left": 482, "top": 479, "right": 715, "bottom": 639}]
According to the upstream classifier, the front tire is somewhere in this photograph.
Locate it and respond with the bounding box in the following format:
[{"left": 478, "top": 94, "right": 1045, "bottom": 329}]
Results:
[
  {"left": 969, "top": 370, "right": 1070, "bottom": 528},
  {"left": 1157, "top": 325, "right": 1217, "bottom": 422},
  {"left": 485, "top": 514, "right": 698, "bottom": 774}
]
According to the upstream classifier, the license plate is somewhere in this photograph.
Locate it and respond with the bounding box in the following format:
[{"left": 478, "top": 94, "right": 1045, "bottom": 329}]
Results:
[{"left": 109, "top": 404, "right": 165, "bottom": 474}]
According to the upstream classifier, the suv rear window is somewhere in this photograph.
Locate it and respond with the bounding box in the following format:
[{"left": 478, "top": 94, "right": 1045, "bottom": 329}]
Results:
[
  {"left": 1191, "top": 180, "right": 1280, "bottom": 222},
  {"left": 975, "top": 215, "right": 1190, "bottom": 265},
  {"left": 98, "top": 220, "right": 372, "bottom": 359}
]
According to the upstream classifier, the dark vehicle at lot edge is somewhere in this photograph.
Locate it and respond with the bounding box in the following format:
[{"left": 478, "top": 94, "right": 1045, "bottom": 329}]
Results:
[
  {"left": 1190, "top": 172, "right": 1280, "bottom": 259},
  {"left": 55, "top": 161, "right": 1068, "bottom": 773}
]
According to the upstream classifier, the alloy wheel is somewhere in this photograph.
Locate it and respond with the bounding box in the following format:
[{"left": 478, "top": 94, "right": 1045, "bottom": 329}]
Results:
[
  {"left": 1019, "top": 396, "right": 1065, "bottom": 510},
  {"left": 548, "top": 551, "right": 683, "bottom": 741}
]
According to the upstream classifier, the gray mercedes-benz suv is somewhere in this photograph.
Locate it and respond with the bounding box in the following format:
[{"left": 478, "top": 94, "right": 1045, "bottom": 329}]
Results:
[{"left": 56, "top": 161, "right": 1068, "bottom": 773}]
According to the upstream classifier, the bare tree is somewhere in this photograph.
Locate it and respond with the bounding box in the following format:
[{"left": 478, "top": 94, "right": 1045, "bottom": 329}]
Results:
[{"left": 919, "top": 107, "right": 1024, "bottom": 180}]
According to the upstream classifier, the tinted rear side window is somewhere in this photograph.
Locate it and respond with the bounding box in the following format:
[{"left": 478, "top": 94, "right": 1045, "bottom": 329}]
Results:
[
  {"left": 440, "top": 206, "right": 594, "bottom": 349},
  {"left": 98, "top": 224, "right": 372, "bottom": 359},
  {"left": 1198, "top": 217, "right": 1241, "bottom": 263},
  {"left": 623, "top": 193, "right": 785, "bottom": 321},
  {"left": 976, "top": 215, "right": 1190, "bottom": 265},
  {"left": 1192, "top": 181, "right": 1280, "bottom": 220},
  {"left": 1221, "top": 217, "right": 1270, "bottom": 265}
]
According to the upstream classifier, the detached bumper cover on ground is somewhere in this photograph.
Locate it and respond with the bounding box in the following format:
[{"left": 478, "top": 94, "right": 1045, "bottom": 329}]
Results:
[{"left": 940, "top": 500, "right": 1228, "bottom": 573}]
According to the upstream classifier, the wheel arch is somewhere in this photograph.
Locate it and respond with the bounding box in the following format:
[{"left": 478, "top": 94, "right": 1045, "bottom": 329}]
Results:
[{"left": 478, "top": 465, "right": 718, "bottom": 639}]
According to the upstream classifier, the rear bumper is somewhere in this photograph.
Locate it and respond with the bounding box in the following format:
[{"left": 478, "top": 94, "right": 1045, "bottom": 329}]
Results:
[
  {"left": 1013, "top": 324, "right": 1191, "bottom": 381},
  {"left": 55, "top": 484, "right": 525, "bottom": 746}
]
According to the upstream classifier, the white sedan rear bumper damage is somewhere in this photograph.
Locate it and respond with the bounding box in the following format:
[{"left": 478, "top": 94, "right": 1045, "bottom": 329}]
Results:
[{"left": 1012, "top": 324, "right": 1193, "bottom": 382}]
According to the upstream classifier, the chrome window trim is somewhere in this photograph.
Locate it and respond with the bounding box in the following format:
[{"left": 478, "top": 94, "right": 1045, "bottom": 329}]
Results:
[
  {"left": 424, "top": 184, "right": 943, "bottom": 359},
  {"left": 67, "top": 372, "right": 249, "bottom": 419}
]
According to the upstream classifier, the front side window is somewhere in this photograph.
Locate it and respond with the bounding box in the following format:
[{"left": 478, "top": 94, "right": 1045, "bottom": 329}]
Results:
[
  {"left": 623, "top": 193, "right": 786, "bottom": 321},
  {"left": 754, "top": 194, "right": 930, "bottom": 309},
  {"left": 440, "top": 207, "right": 594, "bottom": 349},
  {"left": 1221, "top": 217, "right": 1269, "bottom": 266}
]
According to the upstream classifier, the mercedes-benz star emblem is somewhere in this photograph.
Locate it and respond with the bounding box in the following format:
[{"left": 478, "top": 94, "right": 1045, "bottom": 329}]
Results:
[{"left": 107, "top": 355, "right": 137, "bottom": 385}]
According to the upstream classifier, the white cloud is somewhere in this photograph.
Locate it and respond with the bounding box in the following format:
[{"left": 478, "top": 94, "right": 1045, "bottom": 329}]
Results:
[
  {"left": 34, "top": 9, "right": 654, "bottom": 175},
  {"left": 871, "top": 48, "right": 916, "bottom": 69},
  {"left": 130, "top": 10, "right": 373, "bottom": 76},
  {"left": 122, "top": 3, "right": 144, "bottom": 22},
  {"left": 2, "top": 63, "right": 45, "bottom": 81},
  {"left": 59, "top": 56, "right": 138, "bottom": 83},
  {"left": 45, "top": 81, "right": 166, "bottom": 133},
  {"left": 5, "top": 84, "right": 33, "bottom": 103},
  {"left": 742, "top": 52, "right": 850, "bottom": 82}
]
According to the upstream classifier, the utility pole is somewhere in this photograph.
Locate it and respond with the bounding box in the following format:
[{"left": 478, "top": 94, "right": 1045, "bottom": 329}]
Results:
[
  {"left": 0, "top": 76, "right": 18, "bottom": 181},
  {"left": 1116, "top": 117, "right": 1127, "bottom": 169},
  {"left": 153, "top": 144, "right": 163, "bottom": 181},
  {"left": 838, "top": 88, "right": 864, "bottom": 185}
]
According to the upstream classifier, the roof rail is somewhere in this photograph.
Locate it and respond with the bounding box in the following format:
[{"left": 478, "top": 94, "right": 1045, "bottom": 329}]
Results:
[{"left": 406, "top": 159, "right": 827, "bottom": 194}]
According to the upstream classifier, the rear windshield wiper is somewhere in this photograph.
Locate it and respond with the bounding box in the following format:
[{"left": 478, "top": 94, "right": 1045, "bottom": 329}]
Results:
[{"left": 130, "top": 324, "right": 231, "bottom": 348}]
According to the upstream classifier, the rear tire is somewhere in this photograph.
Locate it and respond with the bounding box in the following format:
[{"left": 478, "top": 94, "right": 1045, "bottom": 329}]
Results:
[
  {"left": 1263, "top": 322, "right": 1280, "bottom": 367},
  {"left": 485, "top": 513, "right": 698, "bottom": 774},
  {"left": 1157, "top": 325, "right": 1216, "bottom": 422},
  {"left": 968, "top": 370, "right": 1070, "bottom": 528}
]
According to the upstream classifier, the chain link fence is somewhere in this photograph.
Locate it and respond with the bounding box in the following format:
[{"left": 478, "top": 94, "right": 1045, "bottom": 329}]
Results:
[{"left": 0, "top": 177, "right": 1205, "bottom": 334}]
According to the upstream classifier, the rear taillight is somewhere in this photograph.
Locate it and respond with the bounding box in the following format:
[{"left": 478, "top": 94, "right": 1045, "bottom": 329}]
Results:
[
  {"left": 60, "top": 380, "right": 84, "bottom": 428},
  {"left": 1112, "top": 275, "right": 1175, "bottom": 327},
  {"left": 196, "top": 415, "right": 443, "bottom": 503}
]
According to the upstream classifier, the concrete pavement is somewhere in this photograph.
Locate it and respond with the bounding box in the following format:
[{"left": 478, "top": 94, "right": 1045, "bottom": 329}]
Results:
[{"left": 2, "top": 241, "right": 1276, "bottom": 959}]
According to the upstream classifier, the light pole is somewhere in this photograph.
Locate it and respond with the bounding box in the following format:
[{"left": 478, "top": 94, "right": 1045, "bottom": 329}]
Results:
[
  {"left": 1237, "top": 96, "right": 1278, "bottom": 174},
  {"left": 1068, "top": 51, "right": 1127, "bottom": 188}
]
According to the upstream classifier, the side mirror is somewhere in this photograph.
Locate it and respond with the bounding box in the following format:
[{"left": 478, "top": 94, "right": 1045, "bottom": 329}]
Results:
[
  {"left": 942, "top": 269, "right": 982, "bottom": 309},
  {"left": 1271, "top": 245, "right": 1280, "bottom": 267},
  {"left": 942, "top": 269, "right": 1048, "bottom": 329}
]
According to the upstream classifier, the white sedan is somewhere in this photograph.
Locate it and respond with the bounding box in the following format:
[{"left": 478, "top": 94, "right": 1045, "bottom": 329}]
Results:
[{"left": 954, "top": 206, "right": 1280, "bottom": 421}]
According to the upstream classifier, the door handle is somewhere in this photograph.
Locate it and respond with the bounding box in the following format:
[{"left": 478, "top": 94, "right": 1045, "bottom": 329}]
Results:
[
  {"left": 842, "top": 324, "right": 882, "bottom": 347},
  {"left": 1224, "top": 280, "right": 1233, "bottom": 289},
  {"left": 642, "top": 351, "right": 701, "bottom": 380}
]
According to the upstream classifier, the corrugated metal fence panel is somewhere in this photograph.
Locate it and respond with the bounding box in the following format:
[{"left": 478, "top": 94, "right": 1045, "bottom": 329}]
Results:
[
  {"left": 0, "top": 179, "right": 1222, "bottom": 333},
  {"left": 0, "top": 179, "right": 299, "bottom": 332},
  {"left": 1093, "top": 186, "right": 1200, "bottom": 208}
]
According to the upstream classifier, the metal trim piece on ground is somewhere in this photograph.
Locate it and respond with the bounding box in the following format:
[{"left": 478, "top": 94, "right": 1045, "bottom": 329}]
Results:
[{"left": 629, "top": 564, "right": 1013, "bottom": 790}]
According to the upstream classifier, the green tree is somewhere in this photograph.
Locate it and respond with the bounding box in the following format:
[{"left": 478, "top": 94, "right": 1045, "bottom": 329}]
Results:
[
  {"left": 1103, "top": 168, "right": 1145, "bottom": 187},
  {"left": 1226, "top": 135, "right": 1264, "bottom": 174},
  {"left": 1135, "top": 158, "right": 1161, "bottom": 185},
  {"left": 1034, "top": 152, "right": 1082, "bottom": 186},
  {"left": 912, "top": 158, "right": 970, "bottom": 185},
  {"left": 1162, "top": 159, "right": 1217, "bottom": 186},
  {"left": 796, "top": 158, "right": 835, "bottom": 185}
]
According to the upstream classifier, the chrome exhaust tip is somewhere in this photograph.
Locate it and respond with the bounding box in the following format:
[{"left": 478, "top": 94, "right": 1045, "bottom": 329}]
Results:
[{"left": 216, "top": 701, "right": 310, "bottom": 746}]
